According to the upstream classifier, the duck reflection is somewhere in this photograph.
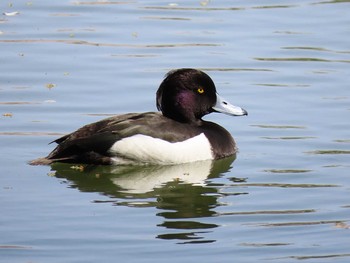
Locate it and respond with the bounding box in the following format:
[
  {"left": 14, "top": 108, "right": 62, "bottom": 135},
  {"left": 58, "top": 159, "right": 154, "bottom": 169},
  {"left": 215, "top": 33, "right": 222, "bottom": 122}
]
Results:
[{"left": 51, "top": 155, "right": 236, "bottom": 244}]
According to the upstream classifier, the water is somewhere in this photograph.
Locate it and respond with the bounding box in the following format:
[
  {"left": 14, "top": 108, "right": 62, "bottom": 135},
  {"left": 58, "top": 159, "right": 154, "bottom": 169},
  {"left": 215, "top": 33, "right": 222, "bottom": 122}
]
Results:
[{"left": 1, "top": 0, "right": 350, "bottom": 262}]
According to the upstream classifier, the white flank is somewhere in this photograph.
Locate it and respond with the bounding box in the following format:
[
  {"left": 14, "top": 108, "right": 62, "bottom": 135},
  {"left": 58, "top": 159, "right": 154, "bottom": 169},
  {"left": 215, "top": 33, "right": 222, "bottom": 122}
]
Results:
[{"left": 109, "top": 133, "right": 213, "bottom": 165}]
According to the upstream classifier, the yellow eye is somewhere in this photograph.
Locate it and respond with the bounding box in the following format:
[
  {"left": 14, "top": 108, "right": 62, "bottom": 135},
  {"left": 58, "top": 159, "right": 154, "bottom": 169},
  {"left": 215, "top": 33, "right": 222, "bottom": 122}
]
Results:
[{"left": 197, "top": 88, "right": 204, "bottom": 94}]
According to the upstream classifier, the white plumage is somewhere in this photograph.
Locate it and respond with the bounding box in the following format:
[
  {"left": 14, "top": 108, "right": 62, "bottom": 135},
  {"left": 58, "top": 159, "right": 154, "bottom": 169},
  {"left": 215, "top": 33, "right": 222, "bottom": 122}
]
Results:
[{"left": 109, "top": 133, "right": 213, "bottom": 165}]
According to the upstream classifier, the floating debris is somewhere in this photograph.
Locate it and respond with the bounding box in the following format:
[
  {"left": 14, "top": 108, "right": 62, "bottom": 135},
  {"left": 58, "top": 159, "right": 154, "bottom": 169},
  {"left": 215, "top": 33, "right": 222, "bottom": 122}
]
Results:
[
  {"left": 45, "top": 83, "right": 56, "bottom": 89},
  {"left": 47, "top": 172, "right": 56, "bottom": 177},
  {"left": 44, "top": 100, "right": 56, "bottom": 103},
  {"left": 200, "top": 0, "right": 210, "bottom": 6},
  {"left": 70, "top": 165, "right": 85, "bottom": 172},
  {"left": 334, "top": 222, "right": 350, "bottom": 229},
  {"left": 3, "top": 11, "right": 20, "bottom": 16},
  {"left": 2, "top": 113, "right": 13, "bottom": 117}
]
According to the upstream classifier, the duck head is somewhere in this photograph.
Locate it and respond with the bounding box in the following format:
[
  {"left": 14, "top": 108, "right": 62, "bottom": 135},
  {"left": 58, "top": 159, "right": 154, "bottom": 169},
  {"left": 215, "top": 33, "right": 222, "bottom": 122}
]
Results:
[{"left": 156, "top": 68, "right": 247, "bottom": 123}]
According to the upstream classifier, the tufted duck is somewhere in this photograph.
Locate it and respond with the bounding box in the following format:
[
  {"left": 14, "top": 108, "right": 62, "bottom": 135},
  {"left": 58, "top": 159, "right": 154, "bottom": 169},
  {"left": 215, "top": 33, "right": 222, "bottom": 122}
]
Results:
[{"left": 30, "top": 68, "right": 247, "bottom": 165}]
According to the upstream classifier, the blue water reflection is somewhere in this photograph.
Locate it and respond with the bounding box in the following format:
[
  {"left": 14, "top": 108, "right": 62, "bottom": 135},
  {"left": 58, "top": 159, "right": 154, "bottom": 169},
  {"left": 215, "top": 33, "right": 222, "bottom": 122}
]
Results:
[{"left": 51, "top": 156, "right": 236, "bottom": 243}]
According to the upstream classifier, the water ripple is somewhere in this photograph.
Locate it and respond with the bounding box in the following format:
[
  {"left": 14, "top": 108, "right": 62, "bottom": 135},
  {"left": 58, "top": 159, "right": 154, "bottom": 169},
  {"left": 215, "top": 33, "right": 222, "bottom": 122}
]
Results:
[
  {"left": 254, "top": 57, "right": 350, "bottom": 63},
  {"left": 0, "top": 39, "right": 220, "bottom": 48}
]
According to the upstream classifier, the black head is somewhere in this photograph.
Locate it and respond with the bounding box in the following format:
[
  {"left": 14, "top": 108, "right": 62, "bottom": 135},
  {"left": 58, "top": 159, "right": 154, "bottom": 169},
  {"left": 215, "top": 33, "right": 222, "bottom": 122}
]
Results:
[
  {"left": 156, "top": 69, "right": 217, "bottom": 123},
  {"left": 156, "top": 68, "right": 247, "bottom": 124}
]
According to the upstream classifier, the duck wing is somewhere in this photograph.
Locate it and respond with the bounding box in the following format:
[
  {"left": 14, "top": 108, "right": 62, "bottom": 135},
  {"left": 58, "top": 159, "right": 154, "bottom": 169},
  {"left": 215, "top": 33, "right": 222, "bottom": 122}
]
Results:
[{"left": 42, "top": 112, "right": 200, "bottom": 163}]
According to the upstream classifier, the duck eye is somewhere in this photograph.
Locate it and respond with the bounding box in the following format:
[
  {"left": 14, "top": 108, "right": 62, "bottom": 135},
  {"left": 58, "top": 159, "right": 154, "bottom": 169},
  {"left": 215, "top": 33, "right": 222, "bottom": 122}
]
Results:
[{"left": 197, "top": 88, "right": 205, "bottom": 94}]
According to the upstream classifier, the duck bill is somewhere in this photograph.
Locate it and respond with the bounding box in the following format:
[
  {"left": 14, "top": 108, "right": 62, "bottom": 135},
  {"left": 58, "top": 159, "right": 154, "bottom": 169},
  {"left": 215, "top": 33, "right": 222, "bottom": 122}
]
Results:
[{"left": 212, "top": 95, "right": 248, "bottom": 116}]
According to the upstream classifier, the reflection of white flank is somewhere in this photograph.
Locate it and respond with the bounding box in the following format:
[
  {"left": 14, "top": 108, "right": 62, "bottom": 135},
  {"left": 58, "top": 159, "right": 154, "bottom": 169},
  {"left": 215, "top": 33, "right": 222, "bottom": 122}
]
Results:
[
  {"left": 111, "top": 160, "right": 213, "bottom": 194},
  {"left": 109, "top": 133, "right": 213, "bottom": 165}
]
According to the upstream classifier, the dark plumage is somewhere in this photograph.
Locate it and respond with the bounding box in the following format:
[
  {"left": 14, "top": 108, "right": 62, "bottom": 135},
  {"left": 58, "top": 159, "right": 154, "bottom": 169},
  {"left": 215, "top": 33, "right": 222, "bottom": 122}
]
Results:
[{"left": 30, "top": 68, "right": 247, "bottom": 165}]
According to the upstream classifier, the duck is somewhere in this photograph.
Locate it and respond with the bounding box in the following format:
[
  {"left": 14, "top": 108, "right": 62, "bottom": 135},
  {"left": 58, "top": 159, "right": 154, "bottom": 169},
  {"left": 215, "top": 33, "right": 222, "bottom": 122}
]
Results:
[{"left": 30, "top": 68, "right": 247, "bottom": 165}]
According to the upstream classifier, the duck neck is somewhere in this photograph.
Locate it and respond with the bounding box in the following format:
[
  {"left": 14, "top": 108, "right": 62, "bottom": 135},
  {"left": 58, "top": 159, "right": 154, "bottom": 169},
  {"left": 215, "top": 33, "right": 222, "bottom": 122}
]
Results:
[{"left": 162, "top": 110, "right": 203, "bottom": 125}]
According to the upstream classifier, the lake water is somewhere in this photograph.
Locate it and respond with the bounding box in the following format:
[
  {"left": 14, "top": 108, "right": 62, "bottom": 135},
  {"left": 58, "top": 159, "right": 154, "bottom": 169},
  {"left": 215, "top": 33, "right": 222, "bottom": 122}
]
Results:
[{"left": 1, "top": 0, "right": 350, "bottom": 262}]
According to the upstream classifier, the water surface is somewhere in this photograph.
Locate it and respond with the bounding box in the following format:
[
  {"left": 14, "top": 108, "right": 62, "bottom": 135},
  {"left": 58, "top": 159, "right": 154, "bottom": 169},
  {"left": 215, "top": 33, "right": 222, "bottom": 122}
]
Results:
[{"left": 1, "top": 1, "right": 350, "bottom": 262}]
